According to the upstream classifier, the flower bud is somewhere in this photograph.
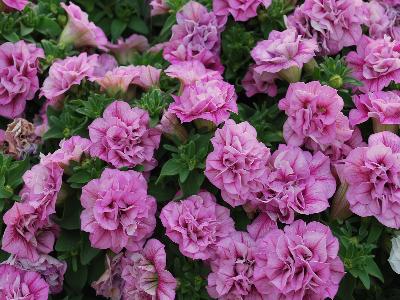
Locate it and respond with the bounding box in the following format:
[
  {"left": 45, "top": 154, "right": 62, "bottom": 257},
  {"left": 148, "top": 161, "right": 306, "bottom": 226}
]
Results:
[
  {"left": 278, "top": 66, "right": 301, "bottom": 83},
  {"left": 328, "top": 75, "right": 343, "bottom": 89}
]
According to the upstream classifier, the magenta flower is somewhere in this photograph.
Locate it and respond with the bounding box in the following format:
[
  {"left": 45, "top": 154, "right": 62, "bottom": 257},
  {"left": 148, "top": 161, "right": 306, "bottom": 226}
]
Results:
[
  {"left": 21, "top": 162, "right": 63, "bottom": 221},
  {"left": 0, "top": 41, "right": 44, "bottom": 118},
  {"left": 89, "top": 101, "right": 161, "bottom": 170},
  {"left": 286, "top": 0, "right": 363, "bottom": 55},
  {"left": 251, "top": 28, "right": 317, "bottom": 74},
  {"left": 255, "top": 145, "right": 335, "bottom": 224},
  {"left": 92, "top": 253, "right": 124, "bottom": 299},
  {"left": 163, "top": 1, "right": 226, "bottom": 72},
  {"left": 350, "top": 91, "right": 400, "bottom": 126},
  {"left": 247, "top": 214, "right": 277, "bottom": 241},
  {"left": 1, "top": 0, "right": 29, "bottom": 11},
  {"left": 107, "top": 34, "right": 149, "bottom": 65},
  {"left": 150, "top": 0, "right": 169, "bottom": 16},
  {"left": 207, "top": 232, "right": 262, "bottom": 299},
  {"left": 14, "top": 255, "right": 67, "bottom": 294},
  {"left": 213, "top": 0, "right": 270, "bottom": 22},
  {"left": 80, "top": 168, "right": 157, "bottom": 252},
  {"left": 168, "top": 79, "right": 237, "bottom": 125},
  {"left": 2, "top": 203, "right": 59, "bottom": 261},
  {"left": 253, "top": 220, "right": 345, "bottom": 299},
  {"left": 165, "top": 60, "right": 222, "bottom": 85},
  {"left": 242, "top": 65, "right": 278, "bottom": 97},
  {"left": 0, "top": 264, "right": 49, "bottom": 299},
  {"left": 121, "top": 239, "right": 177, "bottom": 300},
  {"left": 160, "top": 191, "right": 235, "bottom": 260},
  {"left": 279, "top": 81, "right": 352, "bottom": 149},
  {"left": 346, "top": 35, "right": 400, "bottom": 92},
  {"left": 205, "top": 120, "right": 271, "bottom": 207},
  {"left": 343, "top": 131, "right": 400, "bottom": 228},
  {"left": 60, "top": 2, "right": 108, "bottom": 50},
  {"left": 40, "top": 53, "right": 98, "bottom": 104}
]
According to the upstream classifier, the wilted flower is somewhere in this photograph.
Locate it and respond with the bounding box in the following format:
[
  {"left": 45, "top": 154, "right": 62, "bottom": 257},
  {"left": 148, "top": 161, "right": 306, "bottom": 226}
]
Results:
[
  {"left": 254, "top": 220, "right": 345, "bottom": 299},
  {"left": 59, "top": 2, "right": 108, "bottom": 50},
  {"left": 2, "top": 118, "right": 40, "bottom": 160},
  {"left": 213, "top": 0, "right": 271, "bottom": 22},
  {"left": 40, "top": 53, "right": 98, "bottom": 104},
  {"left": 389, "top": 235, "right": 400, "bottom": 274},
  {"left": 80, "top": 168, "right": 157, "bottom": 252},
  {"left": 121, "top": 239, "right": 177, "bottom": 299},
  {"left": 168, "top": 79, "right": 237, "bottom": 125},
  {"left": 346, "top": 35, "right": 400, "bottom": 92},
  {"left": 107, "top": 34, "right": 149, "bottom": 65},
  {"left": 0, "top": 264, "right": 49, "bottom": 299},
  {"left": 343, "top": 131, "right": 400, "bottom": 228},
  {"left": 205, "top": 120, "right": 271, "bottom": 207},
  {"left": 89, "top": 101, "right": 161, "bottom": 170},
  {"left": 163, "top": 1, "right": 226, "bottom": 72},
  {"left": 160, "top": 191, "right": 235, "bottom": 260},
  {"left": 286, "top": 0, "right": 363, "bottom": 55},
  {"left": 242, "top": 65, "right": 278, "bottom": 97},
  {"left": 0, "top": 41, "right": 44, "bottom": 118}
]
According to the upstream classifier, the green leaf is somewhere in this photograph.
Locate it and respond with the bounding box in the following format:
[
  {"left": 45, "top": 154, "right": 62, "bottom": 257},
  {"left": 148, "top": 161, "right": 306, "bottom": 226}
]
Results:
[
  {"left": 0, "top": 186, "right": 13, "bottom": 199},
  {"left": 58, "top": 193, "right": 82, "bottom": 230},
  {"left": 7, "top": 158, "right": 30, "bottom": 188},
  {"left": 55, "top": 230, "right": 81, "bottom": 252},
  {"left": 36, "top": 16, "right": 62, "bottom": 37},
  {"left": 180, "top": 170, "right": 205, "bottom": 198},
  {"left": 67, "top": 171, "right": 91, "bottom": 185},
  {"left": 365, "top": 259, "right": 384, "bottom": 282},
  {"left": 20, "top": 24, "right": 34, "bottom": 36},
  {"left": 157, "top": 159, "right": 181, "bottom": 181},
  {"left": 65, "top": 264, "right": 88, "bottom": 292},
  {"left": 159, "top": 13, "right": 176, "bottom": 39},
  {"left": 358, "top": 271, "right": 371, "bottom": 290},
  {"left": 111, "top": 19, "right": 127, "bottom": 41},
  {"left": 3, "top": 32, "right": 19, "bottom": 42},
  {"left": 128, "top": 16, "right": 149, "bottom": 34},
  {"left": 80, "top": 233, "right": 100, "bottom": 265}
]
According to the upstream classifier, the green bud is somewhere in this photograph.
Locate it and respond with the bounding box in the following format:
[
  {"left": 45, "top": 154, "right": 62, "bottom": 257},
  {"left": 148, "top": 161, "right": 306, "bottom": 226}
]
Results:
[
  {"left": 57, "top": 14, "right": 67, "bottom": 27},
  {"left": 328, "top": 74, "right": 343, "bottom": 89}
]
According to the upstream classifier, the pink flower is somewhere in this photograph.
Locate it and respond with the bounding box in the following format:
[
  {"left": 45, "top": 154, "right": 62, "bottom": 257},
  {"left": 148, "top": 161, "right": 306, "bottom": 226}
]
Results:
[
  {"left": 0, "top": 41, "right": 44, "bottom": 118},
  {"left": 0, "top": 264, "right": 49, "bottom": 299},
  {"left": 80, "top": 168, "right": 157, "bottom": 252},
  {"left": 91, "top": 54, "right": 118, "bottom": 79},
  {"left": 165, "top": 60, "right": 222, "bottom": 85},
  {"left": 285, "top": 0, "right": 363, "bottom": 55},
  {"left": 168, "top": 79, "right": 237, "bottom": 124},
  {"left": 14, "top": 255, "right": 67, "bottom": 294},
  {"left": 251, "top": 28, "right": 317, "bottom": 74},
  {"left": 160, "top": 191, "right": 235, "bottom": 260},
  {"left": 2, "top": 203, "right": 59, "bottom": 261},
  {"left": 205, "top": 120, "right": 271, "bottom": 207},
  {"left": 121, "top": 239, "right": 177, "bottom": 299},
  {"left": 107, "top": 34, "right": 149, "bottom": 65},
  {"left": 255, "top": 145, "right": 335, "bottom": 224},
  {"left": 96, "top": 66, "right": 137, "bottom": 96},
  {"left": 346, "top": 35, "right": 400, "bottom": 92},
  {"left": 40, "top": 53, "right": 98, "bottom": 104},
  {"left": 131, "top": 65, "right": 162, "bottom": 90},
  {"left": 60, "top": 2, "right": 108, "bottom": 50},
  {"left": 254, "top": 220, "right": 345, "bottom": 299},
  {"left": 350, "top": 91, "right": 400, "bottom": 126},
  {"left": 213, "top": 0, "right": 270, "bottom": 22},
  {"left": 150, "top": 0, "right": 169, "bottom": 16},
  {"left": 40, "top": 135, "right": 91, "bottom": 167},
  {"left": 247, "top": 214, "right": 277, "bottom": 241},
  {"left": 207, "top": 232, "right": 262, "bottom": 299},
  {"left": 163, "top": 1, "right": 226, "bottom": 72},
  {"left": 92, "top": 253, "right": 124, "bottom": 299},
  {"left": 21, "top": 162, "right": 63, "bottom": 220},
  {"left": 89, "top": 101, "right": 161, "bottom": 170},
  {"left": 279, "top": 81, "right": 352, "bottom": 149},
  {"left": 1, "top": 0, "right": 29, "bottom": 11},
  {"left": 343, "top": 131, "right": 400, "bottom": 228},
  {"left": 242, "top": 64, "right": 278, "bottom": 97}
]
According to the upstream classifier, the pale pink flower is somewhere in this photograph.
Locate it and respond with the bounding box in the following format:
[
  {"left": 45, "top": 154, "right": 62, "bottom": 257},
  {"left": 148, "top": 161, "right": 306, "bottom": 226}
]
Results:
[
  {"left": 343, "top": 131, "right": 400, "bottom": 228},
  {"left": 96, "top": 66, "right": 137, "bottom": 96},
  {"left": 160, "top": 191, "right": 235, "bottom": 260},
  {"left": 279, "top": 81, "right": 352, "bottom": 149},
  {"left": 205, "top": 120, "right": 271, "bottom": 207},
  {"left": 255, "top": 145, "right": 335, "bottom": 224},
  {"left": 251, "top": 28, "right": 317, "bottom": 74},
  {"left": 346, "top": 35, "right": 400, "bottom": 92},
  {"left": 1, "top": 0, "right": 29, "bottom": 11},
  {"left": 122, "top": 239, "right": 177, "bottom": 300},
  {"left": 165, "top": 60, "right": 222, "bottom": 85},
  {"left": 0, "top": 41, "right": 44, "bottom": 118},
  {"left": 150, "top": 0, "right": 169, "bottom": 16},
  {"left": 0, "top": 264, "right": 49, "bottom": 299},
  {"left": 14, "top": 255, "right": 67, "bottom": 294},
  {"left": 60, "top": 2, "right": 108, "bottom": 50},
  {"left": 2, "top": 203, "right": 59, "bottom": 261},
  {"left": 350, "top": 91, "right": 400, "bottom": 126},
  {"left": 242, "top": 65, "right": 278, "bottom": 97},
  {"left": 107, "top": 34, "right": 149, "bottom": 65},
  {"left": 213, "top": 0, "right": 270, "bottom": 22},
  {"left": 40, "top": 53, "right": 98, "bottom": 104},
  {"left": 80, "top": 168, "right": 157, "bottom": 252},
  {"left": 169, "top": 79, "right": 237, "bottom": 124},
  {"left": 89, "top": 101, "right": 161, "bottom": 170},
  {"left": 254, "top": 220, "right": 345, "bottom": 299},
  {"left": 286, "top": 0, "right": 363, "bottom": 55},
  {"left": 131, "top": 65, "right": 162, "bottom": 90},
  {"left": 207, "top": 232, "right": 262, "bottom": 299},
  {"left": 163, "top": 1, "right": 226, "bottom": 72}
]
